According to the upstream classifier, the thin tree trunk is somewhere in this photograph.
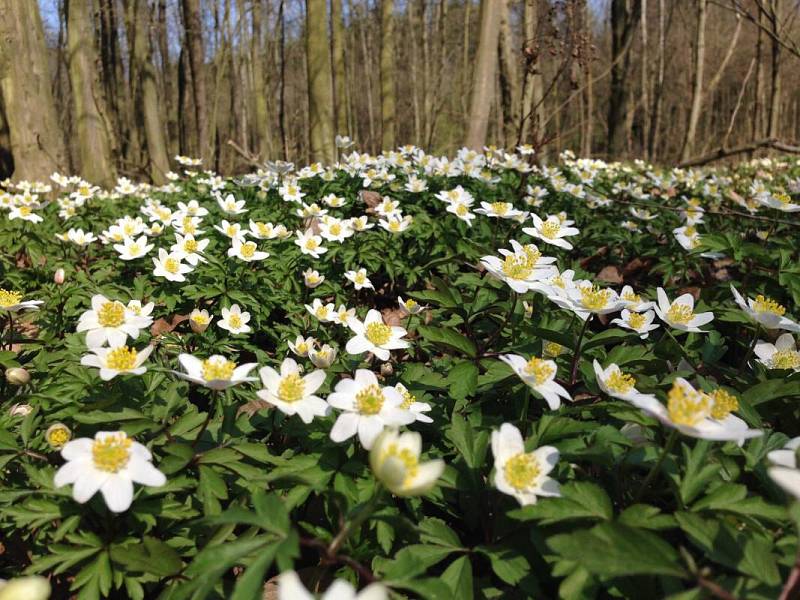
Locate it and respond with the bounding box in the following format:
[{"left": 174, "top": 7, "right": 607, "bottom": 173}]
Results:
[
  {"left": 331, "top": 0, "right": 348, "bottom": 136},
  {"left": 754, "top": 6, "right": 766, "bottom": 139},
  {"left": 768, "top": 0, "right": 782, "bottom": 138},
  {"left": 498, "top": 0, "right": 520, "bottom": 144},
  {"left": 680, "top": 0, "right": 706, "bottom": 162},
  {"left": 639, "top": 0, "right": 649, "bottom": 159},
  {"left": 647, "top": 0, "right": 666, "bottom": 159},
  {"left": 306, "top": 0, "right": 335, "bottom": 163},
  {"left": 380, "top": 0, "right": 396, "bottom": 149},
  {"left": 182, "top": 0, "right": 209, "bottom": 162},
  {"left": 252, "top": 0, "right": 272, "bottom": 159},
  {"left": 607, "top": 0, "right": 641, "bottom": 157},
  {"left": 520, "top": 0, "right": 544, "bottom": 145},
  {"left": 466, "top": 0, "right": 502, "bottom": 150},
  {"left": 410, "top": 1, "right": 422, "bottom": 142},
  {"left": 0, "top": 0, "right": 68, "bottom": 181}
]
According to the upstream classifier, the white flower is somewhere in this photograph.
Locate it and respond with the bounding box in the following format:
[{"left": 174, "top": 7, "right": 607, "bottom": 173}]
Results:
[
  {"left": 126, "top": 300, "right": 154, "bottom": 318},
  {"left": 216, "top": 192, "right": 247, "bottom": 214},
  {"left": 767, "top": 437, "right": 800, "bottom": 500},
  {"left": 654, "top": 288, "right": 714, "bottom": 332},
  {"left": 378, "top": 215, "right": 412, "bottom": 233},
  {"left": 8, "top": 205, "right": 44, "bottom": 223},
  {"left": 0, "top": 576, "right": 51, "bottom": 600},
  {"left": 592, "top": 360, "right": 656, "bottom": 404},
  {"left": 346, "top": 309, "right": 409, "bottom": 361},
  {"left": 76, "top": 295, "right": 153, "bottom": 347},
  {"left": 0, "top": 289, "right": 43, "bottom": 313},
  {"left": 257, "top": 358, "right": 330, "bottom": 423},
  {"left": 218, "top": 304, "right": 251, "bottom": 334},
  {"left": 173, "top": 353, "right": 258, "bottom": 390},
  {"left": 54, "top": 431, "right": 166, "bottom": 513},
  {"left": 611, "top": 309, "right": 660, "bottom": 339},
  {"left": 499, "top": 354, "right": 571, "bottom": 410},
  {"left": 305, "top": 298, "right": 336, "bottom": 322},
  {"left": 552, "top": 281, "right": 623, "bottom": 320},
  {"left": 394, "top": 382, "right": 433, "bottom": 423},
  {"left": 370, "top": 429, "right": 444, "bottom": 496},
  {"left": 113, "top": 235, "right": 153, "bottom": 260},
  {"left": 475, "top": 201, "right": 523, "bottom": 220},
  {"left": 303, "top": 269, "right": 325, "bottom": 288},
  {"left": 491, "top": 423, "right": 560, "bottom": 506},
  {"left": 523, "top": 213, "right": 579, "bottom": 250},
  {"left": 295, "top": 229, "right": 327, "bottom": 258},
  {"left": 445, "top": 200, "right": 476, "bottom": 226},
  {"left": 327, "top": 369, "right": 415, "bottom": 449},
  {"left": 756, "top": 190, "right": 800, "bottom": 212},
  {"left": 288, "top": 335, "right": 316, "bottom": 357},
  {"left": 189, "top": 309, "right": 213, "bottom": 333},
  {"left": 618, "top": 286, "right": 655, "bottom": 312},
  {"left": 333, "top": 304, "right": 356, "bottom": 326},
  {"left": 277, "top": 570, "right": 387, "bottom": 600},
  {"left": 65, "top": 228, "right": 97, "bottom": 246},
  {"left": 673, "top": 225, "right": 701, "bottom": 251},
  {"left": 731, "top": 285, "right": 800, "bottom": 332},
  {"left": 754, "top": 333, "right": 800, "bottom": 371},
  {"left": 319, "top": 218, "right": 353, "bottom": 242},
  {"left": 152, "top": 248, "right": 193, "bottom": 282},
  {"left": 170, "top": 233, "right": 209, "bottom": 265},
  {"left": 345, "top": 268, "right": 374, "bottom": 290},
  {"left": 398, "top": 296, "right": 425, "bottom": 315},
  {"left": 480, "top": 240, "right": 557, "bottom": 293},
  {"left": 215, "top": 219, "right": 248, "bottom": 242},
  {"left": 626, "top": 378, "right": 762, "bottom": 443},
  {"left": 81, "top": 344, "right": 153, "bottom": 380},
  {"left": 249, "top": 220, "right": 277, "bottom": 240},
  {"left": 309, "top": 344, "right": 337, "bottom": 368},
  {"left": 228, "top": 239, "right": 269, "bottom": 262}
]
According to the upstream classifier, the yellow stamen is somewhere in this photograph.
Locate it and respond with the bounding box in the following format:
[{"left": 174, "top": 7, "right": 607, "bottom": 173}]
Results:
[
  {"left": 105, "top": 346, "right": 138, "bottom": 371},
  {"left": 524, "top": 357, "right": 554, "bottom": 385},
  {"left": 709, "top": 389, "right": 738, "bottom": 420},
  {"left": 278, "top": 373, "right": 305, "bottom": 403},
  {"left": 202, "top": 358, "right": 236, "bottom": 381},
  {"left": 666, "top": 303, "right": 694, "bottom": 325},
  {"left": 92, "top": 433, "right": 132, "bottom": 473},
  {"left": 366, "top": 322, "right": 392, "bottom": 346},
  {"left": 606, "top": 370, "right": 635, "bottom": 394},
  {"left": 356, "top": 384, "right": 385, "bottom": 415},
  {"left": 753, "top": 295, "right": 785, "bottom": 316},
  {"left": 504, "top": 452, "right": 541, "bottom": 491},
  {"left": 580, "top": 286, "right": 612, "bottom": 311},
  {"left": 0, "top": 289, "right": 23, "bottom": 308},
  {"left": 667, "top": 381, "right": 710, "bottom": 426},
  {"left": 98, "top": 301, "right": 126, "bottom": 327}
]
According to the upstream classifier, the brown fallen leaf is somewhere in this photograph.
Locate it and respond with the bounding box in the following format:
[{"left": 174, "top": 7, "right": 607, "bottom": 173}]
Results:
[
  {"left": 597, "top": 265, "right": 623, "bottom": 284},
  {"left": 360, "top": 190, "right": 382, "bottom": 211},
  {"left": 238, "top": 399, "right": 272, "bottom": 418},
  {"left": 381, "top": 307, "right": 405, "bottom": 327},
  {"left": 150, "top": 314, "right": 189, "bottom": 337}
]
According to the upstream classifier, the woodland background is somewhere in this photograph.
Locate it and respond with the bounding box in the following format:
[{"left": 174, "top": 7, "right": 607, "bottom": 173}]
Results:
[{"left": 0, "top": 0, "right": 799, "bottom": 186}]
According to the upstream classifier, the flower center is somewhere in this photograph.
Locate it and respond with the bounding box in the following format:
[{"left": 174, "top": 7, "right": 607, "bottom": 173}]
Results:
[
  {"left": 622, "top": 290, "right": 641, "bottom": 305},
  {"left": 771, "top": 350, "right": 800, "bottom": 370},
  {"left": 98, "top": 301, "right": 126, "bottom": 327},
  {"left": 404, "top": 299, "right": 418, "bottom": 310},
  {"left": 543, "top": 341, "right": 563, "bottom": 357},
  {"left": 775, "top": 191, "right": 792, "bottom": 205},
  {"left": 389, "top": 220, "right": 401, "bottom": 231},
  {"left": 202, "top": 358, "right": 236, "bottom": 381},
  {"left": 491, "top": 202, "right": 509, "bottom": 215},
  {"left": 0, "top": 289, "right": 23, "bottom": 308},
  {"left": 501, "top": 255, "right": 534, "bottom": 280},
  {"left": 19, "top": 206, "right": 31, "bottom": 216},
  {"left": 667, "top": 381, "right": 710, "bottom": 426},
  {"left": 106, "top": 346, "right": 138, "bottom": 370},
  {"left": 709, "top": 389, "right": 738, "bottom": 420},
  {"left": 92, "top": 433, "right": 132, "bottom": 473},
  {"left": 524, "top": 357, "right": 554, "bottom": 385},
  {"left": 226, "top": 225, "right": 238, "bottom": 237},
  {"left": 278, "top": 373, "right": 305, "bottom": 403},
  {"left": 627, "top": 312, "right": 647, "bottom": 329},
  {"left": 47, "top": 427, "right": 71, "bottom": 448},
  {"left": 606, "top": 370, "right": 635, "bottom": 394},
  {"left": 504, "top": 452, "right": 541, "bottom": 491},
  {"left": 305, "top": 238, "right": 318, "bottom": 250},
  {"left": 228, "top": 314, "right": 242, "bottom": 329},
  {"left": 380, "top": 443, "right": 419, "bottom": 485},
  {"left": 184, "top": 239, "right": 198, "bottom": 252},
  {"left": 753, "top": 294, "right": 785, "bottom": 316},
  {"left": 192, "top": 314, "right": 208, "bottom": 325},
  {"left": 356, "top": 384, "right": 385, "bottom": 415},
  {"left": 241, "top": 242, "right": 257, "bottom": 258},
  {"left": 540, "top": 220, "right": 561, "bottom": 239},
  {"left": 164, "top": 258, "right": 180, "bottom": 274},
  {"left": 354, "top": 272, "right": 366, "bottom": 284},
  {"left": 580, "top": 286, "right": 611, "bottom": 310},
  {"left": 315, "top": 306, "right": 329, "bottom": 320},
  {"left": 666, "top": 303, "right": 694, "bottom": 324},
  {"left": 399, "top": 388, "right": 417, "bottom": 409},
  {"left": 365, "top": 322, "right": 392, "bottom": 346},
  {"left": 330, "top": 223, "right": 342, "bottom": 235}
]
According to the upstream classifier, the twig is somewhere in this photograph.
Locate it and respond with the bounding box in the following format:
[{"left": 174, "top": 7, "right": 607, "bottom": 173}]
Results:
[{"left": 678, "top": 138, "right": 800, "bottom": 168}]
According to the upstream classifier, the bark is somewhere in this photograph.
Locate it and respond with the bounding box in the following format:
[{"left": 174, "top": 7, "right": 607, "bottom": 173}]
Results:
[
  {"left": 647, "top": 0, "right": 667, "bottom": 159},
  {"left": 331, "top": 0, "right": 348, "bottom": 136},
  {"left": 466, "top": 0, "right": 502, "bottom": 150},
  {"left": 67, "top": 0, "right": 117, "bottom": 187},
  {"left": 520, "top": 0, "right": 545, "bottom": 145},
  {"left": 252, "top": 0, "right": 271, "bottom": 159},
  {"left": 498, "top": 0, "right": 520, "bottom": 144},
  {"left": 133, "top": 0, "right": 170, "bottom": 183},
  {"left": 680, "top": 0, "right": 706, "bottom": 162},
  {"left": 768, "top": 0, "right": 781, "bottom": 138},
  {"left": 0, "top": 0, "right": 68, "bottom": 181},
  {"left": 305, "top": 0, "right": 335, "bottom": 163},
  {"left": 380, "top": 0, "right": 396, "bottom": 149},
  {"left": 0, "top": 99, "right": 12, "bottom": 179},
  {"left": 182, "top": 0, "right": 209, "bottom": 162},
  {"left": 607, "top": 0, "right": 641, "bottom": 157}
]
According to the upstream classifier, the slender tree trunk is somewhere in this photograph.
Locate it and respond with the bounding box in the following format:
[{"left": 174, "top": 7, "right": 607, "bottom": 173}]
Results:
[
  {"left": 133, "top": 0, "right": 170, "bottom": 182},
  {"left": 306, "top": 0, "right": 335, "bottom": 163},
  {"left": 380, "top": 0, "right": 396, "bottom": 149},
  {"left": 639, "top": 0, "right": 649, "bottom": 159},
  {"left": 754, "top": 6, "right": 766, "bottom": 139},
  {"left": 0, "top": 98, "right": 13, "bottom": 179},
  {"left": 498, "top": 0, "right": 520, "bottom": 144},
  {"left": 520, "top": 0, "right": 544, "bottom": 145},
  {"left": 466, "top": 0, "right": 502, "bottom": 150},
  {"left": 410, "top": 1, "right": 422, "bottom": 141},
  {"left": 582, "top": 0, "right": 594, "bottom": 157},
  {"left": 768, "top": 0, "right": 781, "bottom": 138},
  {"left": 680, "top": 0, "right": 706, "bottom": 162},
  {"left": 648, "top": 0, "right": 666, "bottom": 159},
  {"left": 462, "top": 0, "right": 472, "bottom": 117},
  {"left": 67, "top": 0, "right": 116, "bottom": 187},
  {"left": 331, "top": 0, "right": 348, "bottom": 136},
  {"left": 182, "top": 0, "right": 209, "bottom": 162},
  {"left": 0, "top": 0, "right": 67, "bottom": 181},
  {"left": 607, "top": 0, "right": 641, "bottom": 157},
  {"left": 252, "top": 0, "right": 272, "bottom": 159}
]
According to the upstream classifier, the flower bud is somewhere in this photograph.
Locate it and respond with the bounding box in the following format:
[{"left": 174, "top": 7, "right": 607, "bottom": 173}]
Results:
[
  {"left": 309, "top": 344, "right": 337, "bottom": 369},
  {"left": 54, "top": 268, "right": 65, "bottom": 284},
  {"left": 0, "top": 576, "right": 51, "bottom": 600},
  {"left": 8, "top": 403, "right": 32, "bottom": 417},
  {"left": 380, "top": 362, "right": 393, "bottom": 377},
  {"left": 5, "top": 367, "right": 30, "bottom": 386},
  {"left": 189, "top": 309, "right": 212, "bottom": 333},
  {"left": 45, "top": 423, "right": 72, "bottom": 450}
]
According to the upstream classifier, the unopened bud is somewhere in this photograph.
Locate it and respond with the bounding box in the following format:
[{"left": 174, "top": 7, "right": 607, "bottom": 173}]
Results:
[
  {"left": 45, "top": 423, "right": 72, "bottom": 450},
  {"left": 189, "top": 309, "right": 212, "bottom": 333},
  {"left": 8, "top": 403, "right": 32, "bottom": 417},
  {"left": 54, "top": 268, "right": 65, "bottom": 284},
  {"left": 0, "top": 575, "right": 51, "bottom": 600},
  {"left": 380, "top": 362, "right": 394, "bottom": 377},
  {"left": 5, "top": 367, "right": 30, "bottom": 386}
]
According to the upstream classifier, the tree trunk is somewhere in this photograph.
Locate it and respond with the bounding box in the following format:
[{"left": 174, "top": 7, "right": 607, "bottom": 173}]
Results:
[
  {"left": 380, "top": 0, "right": 396, "bottom": 149},
  {"left": 768, "top": 0, "right": 781, "bottom": 138},
  {"left": 67, "top": 0, "right": 116, "bottom": 187},
  {"left": 306, "top": 0, "right": 335, "bottom": 163},
  {"left": 520, "top": 0, "right": 544, "bottom": 146},
  {"left": 0, "top": 0, "right": 68, "bottom": 181},
  {"left": 252, "top": 0, "right": 272, "bottom": 159},
  {"left": 498, "top": 0, "right": 520, "bottom": 144},
  {"left": 466, "top": 0, "right": 502, "bottom": 150},
  {"left": 648, "top": 0, "right": 666, "bottom": 160},
  {"left": 331, "top": 0, "right": 348, "bottom": 136},
  {"left": 607, "top": 0, "right": 641, "bottom": 158},
  {"left": 182, "top": 0, "right": 209, "bottom": 162},
  {"left": 680, "top": 0, "right": 706, "bottom": 162},
  {"left": 133, "top": 0, "right": 170, "bottom": 183}
]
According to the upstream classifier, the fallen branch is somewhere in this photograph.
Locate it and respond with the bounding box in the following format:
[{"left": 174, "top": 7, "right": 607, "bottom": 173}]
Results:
[
  {"left": 679, "top": 138, "right": 800, "bottom": 168},
  {"left": 226, "top": 139, "right": 262, "bottom": 167}
]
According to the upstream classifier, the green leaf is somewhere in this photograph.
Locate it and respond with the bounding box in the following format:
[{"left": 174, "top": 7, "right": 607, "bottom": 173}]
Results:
[
  {"left": 441, "top": 556, "right": 473, "bottom": 600},
  {"left": 230, "top": 543, "right": 278, "bottom": 600},
  {"left": 509, "top": 482, "right": 613, "bottom": 524},
  {"left": 446, "top": 413, "right": 489, "bottom": 469},
  {"left": 446, "top": 361, "right": 478, "bottom": 399},
  {"left": 417, "top": 325, "right": 477, "bottom": 357}
]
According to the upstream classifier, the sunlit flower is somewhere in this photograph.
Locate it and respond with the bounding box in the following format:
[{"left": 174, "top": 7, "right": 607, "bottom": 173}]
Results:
[
  {"left": 523, "top": 213, "right": 579, "bottom": 250},
  {"left": 173, "top": 353, "right": 258, "bottom": 390},
  {"left": 0, "top": 289, "right": 43, "bottom": 313},
  {"left": 611, "top": 309, "right": 660, "bottom": 338},
  {"left": 54, "top": 431, "right": 166, "bottom": 512},
  {"left": 152, "top": 248, "right": 193, "bottom": 282},
  {"left": 346, "top": 309, "right": 409, "bottom": 361},
  {"left": 592, "top": 360, "right": 656, "bottom": 404},
  {"left": 218, "top": 304, "right": 251, "bottom": 334},
  {"left": 288, "top": 335, "right": 316, "bottom": 357},
  {"left": 327, "top": 369, "right": 415, "bottom": 449},
  {"left": 277, "top": 570, "right": 387, "bottom": 600},
  {"left": 0, "top": 576, "right": 51, "bottom": 600},
  {"left": 394, "top": 382, "right": 433, "bottom": 423},
  {"left": 215, "top": 192, "right": 247, "bottom": 215},
  {"left": 305, "top": 298, "right": 336, "bottom": 322},
  {"left": 77, "top": 295, "right": 153, "bottom": 347},
  {"left": 480, "top": 240, "right": 557, "bottom": 293},
  {"left": 319, "top": 218, "right": 353, "bottom": 242},
  {"left": 228, "top": 238, "right": 269, "bottom": 262},
  {"left": 295, "top": 229, "right": 327, "bottom": 258},
  {"left": 767, "top": 437, "right": 800, "bottom": 500},
  {"left": 370, "top": 429, "right": 444, "bottom": 496},
  {"left": 215, "top": 219, "right": 248, "bottom": 242},
  {"left": 654, "top": 288, "right": 714, "bottom": 332},
  {"left": 379, "top": 215, "right": 412, "bottom": 233},
  {"left": 345, "top": 268, "right": 373, "bottom": 290},
  {"left": 475, "top": 201, "right": 524, "bottom": 220},
  {"left": 731, "top": 285, "right": 800, "bottom": 332},
  {"left": 398, "top": 296, "right": 425, "bottom": 315},
  {"left": 113, "top": 235, "right": 153, "bottom": 260},
  {"left": 171, "top": 233, "right": 209, "bottom": 265},
  {"left": 8, "top": 205, "right": 44, "bottom": 223},
  {"left": 257, "top": 357, "right": 330, "bottom": 423},
  {"left": 618, "top": 286, "right": 655, "bottom": 312},
  {"left": 309, "top": 344, "right": 337, "bottom": 368},
  {"left": 189, "top": 309, "right": 213, "bottom": 333},
  {"left": 499, "top": 354, "right": 571, "bottom": 410},
  {"left": 81, "top": 344, "right": 153, "bottom": 380},
  {"left": 303, "top": 269, "right": 325, "bottom": 288},
  {"left": 445, "top": 200, "right": 476, "bottom": 226},
  {"left": 491, "top": 423, "right": 560, "bottom": 506},
  {"left": 754, "top": 333, "right": 800, "bottom": 371}
]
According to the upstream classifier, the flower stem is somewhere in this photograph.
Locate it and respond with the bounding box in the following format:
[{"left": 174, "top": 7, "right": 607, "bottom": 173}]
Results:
[
  {"left": 740, "top": 324, "right": 762, "bottom": 370},
  {"left": 327, "top": 485, "right": 384, "bottom": 557},
  {"left": 633, "top": 429, "right": 678, "bottom": 504},
  {"left": 569, "top": 315, "right": 592, "bottom": 386}
]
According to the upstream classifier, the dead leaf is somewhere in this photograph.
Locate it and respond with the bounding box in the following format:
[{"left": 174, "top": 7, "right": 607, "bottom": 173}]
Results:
[
  {"left": 150, "top": 314, "right": 189, "bottom": 337},
  {"left": 597, "top": 265, "right": 623, "bottom": 284},
  {"left": 381, "top": 307, "right": 405, "bottom": 327},
  {"left": 360, "top": 190, "right": 382, "bottom": 211},
  {"left": 238, "top": 399, "right": 271, "bottom": 418},
  {"left": 677, "top": 286, "right": 701, "bottom": 300}
]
